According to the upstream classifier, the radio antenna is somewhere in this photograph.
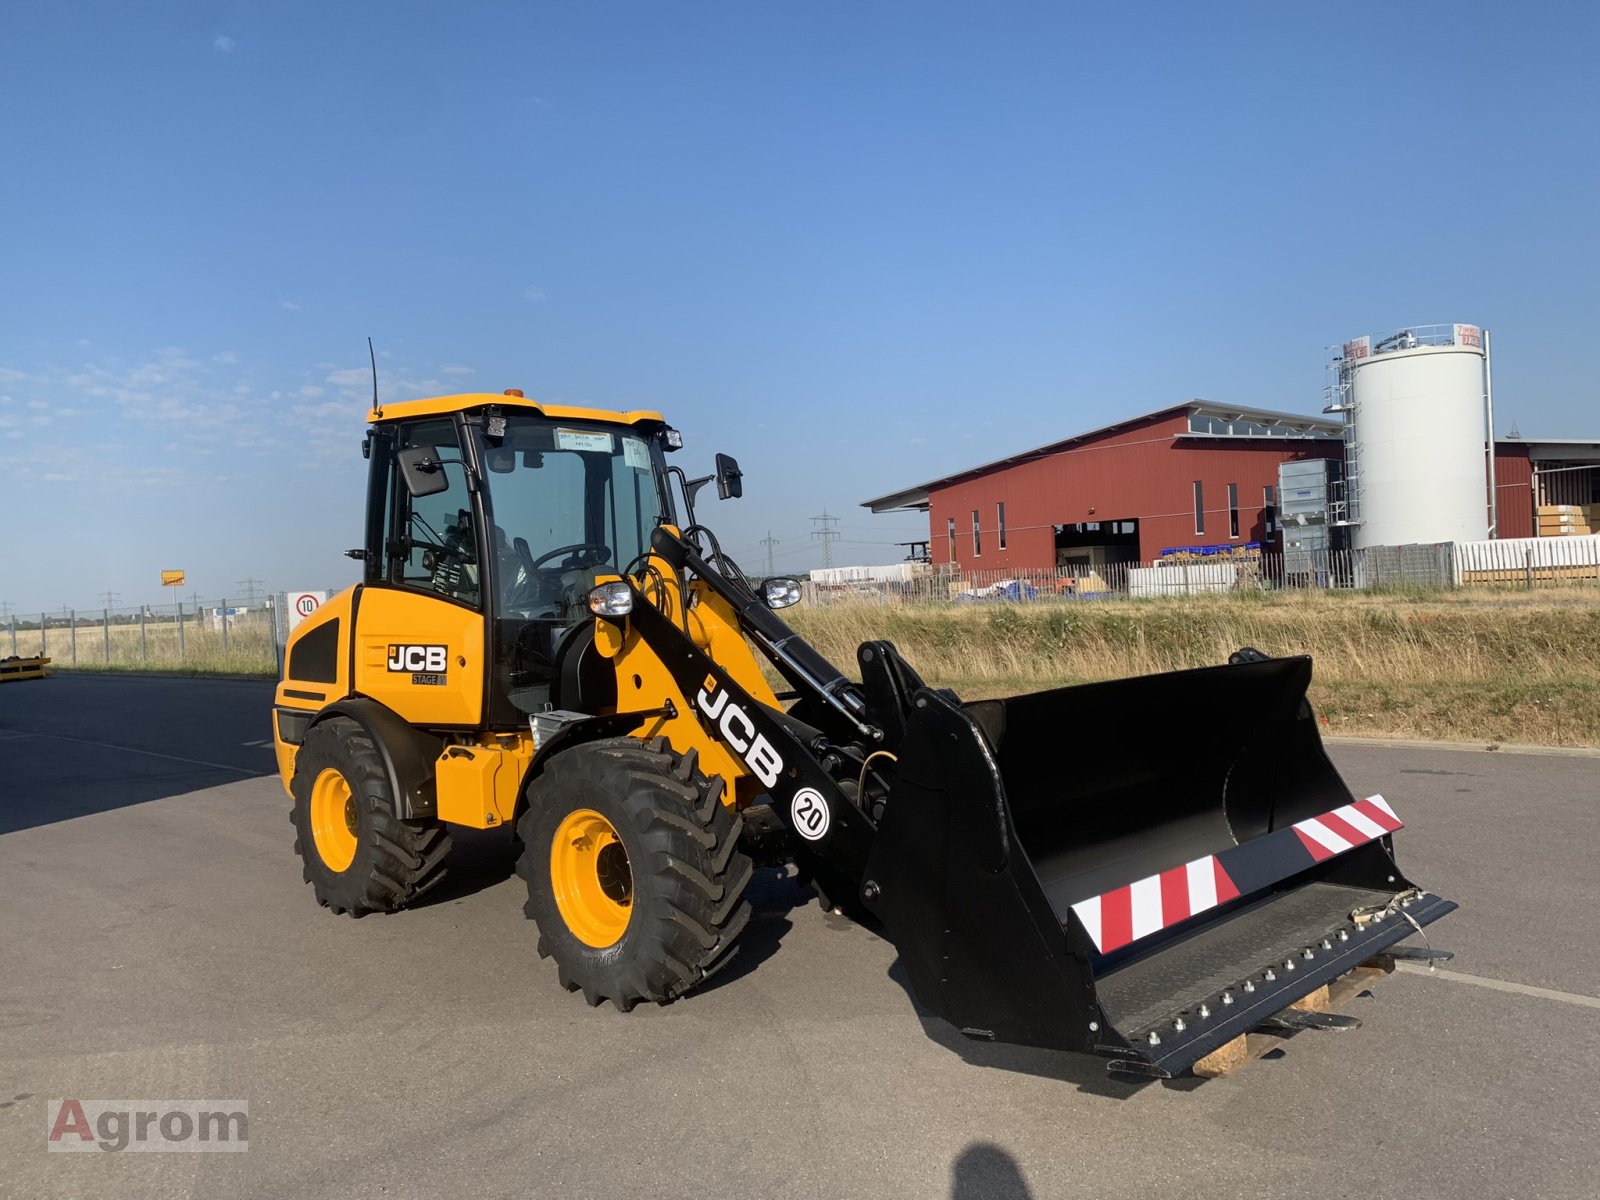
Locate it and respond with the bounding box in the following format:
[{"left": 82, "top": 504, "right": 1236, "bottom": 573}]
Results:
[{"left": 367, "top": 337, "right": 381, "bottom": 418}]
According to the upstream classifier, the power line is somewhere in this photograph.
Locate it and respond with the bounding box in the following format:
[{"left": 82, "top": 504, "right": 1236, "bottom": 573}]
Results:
[
  {"left": 810, "top": 511, "right": 840, "bottom": 569},
  {"left": 98, "top": 590, "right": 120, "bottom": 610},
  {"left": 759, "top": 530, "right": 779, "bottom": 576}
]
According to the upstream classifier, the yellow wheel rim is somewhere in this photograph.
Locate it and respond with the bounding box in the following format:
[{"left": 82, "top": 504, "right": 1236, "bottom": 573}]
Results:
[
  {"left": 310, "top": 768, "right": 359, "bottom": 873},
  {"left": 550, "top": 808, "right": 633, "bottom": 948}
]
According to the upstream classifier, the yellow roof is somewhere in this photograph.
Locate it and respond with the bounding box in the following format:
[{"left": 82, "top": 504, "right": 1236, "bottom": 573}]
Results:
[{"left": 370, "top": 392, "right": 665, "bottom": 426}]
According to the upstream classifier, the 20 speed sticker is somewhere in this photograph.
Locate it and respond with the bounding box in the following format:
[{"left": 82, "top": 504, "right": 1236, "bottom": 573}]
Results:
[{"left": 790, "top": 788, "right": 830, "bottom": 841}]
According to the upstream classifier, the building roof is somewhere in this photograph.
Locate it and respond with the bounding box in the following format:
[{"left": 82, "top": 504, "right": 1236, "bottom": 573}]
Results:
[
  {"left": 861, "top": 401, "right": 1342, "bottom": 513},
  {"left": 1497, "top": 437, "right": 1600, "bottom": 461}
]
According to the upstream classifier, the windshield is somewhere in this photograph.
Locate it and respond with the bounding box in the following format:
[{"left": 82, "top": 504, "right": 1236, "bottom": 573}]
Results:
[{"left": 480, "top": 416, "right": 671, "bottom": 619}]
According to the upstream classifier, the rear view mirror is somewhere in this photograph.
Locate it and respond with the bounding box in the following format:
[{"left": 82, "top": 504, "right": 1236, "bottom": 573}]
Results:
[
  {"left": 715, "top": 452, "right": 743, "bottom": 500},
  {"left": 397, "top": 446, "right": 450, "bottom": 497}
]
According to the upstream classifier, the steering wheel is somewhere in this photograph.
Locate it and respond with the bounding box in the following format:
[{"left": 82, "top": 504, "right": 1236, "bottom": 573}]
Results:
[{"left": 527, "top": 542, "right": 613, "bottom": 571}]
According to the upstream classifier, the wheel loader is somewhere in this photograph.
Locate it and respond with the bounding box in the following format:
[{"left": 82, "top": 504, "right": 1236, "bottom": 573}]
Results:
[{"left": 273, "top": 389, "right": 1456, "bottom": 1078}]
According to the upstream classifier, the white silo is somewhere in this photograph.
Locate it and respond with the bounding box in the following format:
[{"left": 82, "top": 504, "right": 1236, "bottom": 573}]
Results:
[{"left": 1337, "top": 325, "right": 1490, "bottom": 549}]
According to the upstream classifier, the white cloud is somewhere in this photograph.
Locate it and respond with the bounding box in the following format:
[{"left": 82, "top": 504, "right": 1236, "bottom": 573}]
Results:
[
  {"left": 213, "top": 350, "right": 237, "bottom": 364},
  {"left": 439, "top": 365, "right": 474, "bottom": 376},
  {"left": 214, "top": 35, "right": 236, "bottom": 51},
  {"left": 26, "top": 399, "right": 48, "bottom": 410},
  {"left": 299, "top": 385, "right": 325, "bottom": 398},
  {"left": 280, "top": 299, "right": 301, "bottom": 312},
  {"left": 325, "top": 367, "right": 371, "bottom": 391},
  {"left": 0, "top": 367, "right": 26, "bottom": 384},
  {"left": 523, "top": 285, "right": 547, "bottom": 302}
]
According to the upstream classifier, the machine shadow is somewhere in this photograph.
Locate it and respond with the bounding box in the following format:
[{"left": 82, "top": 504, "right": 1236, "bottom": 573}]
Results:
[
  {"left": 411, "top": 826, "right": 518, "bottom": 906},
  {"left": 696, "top": 867, "right": 805, "bottom": 994}
]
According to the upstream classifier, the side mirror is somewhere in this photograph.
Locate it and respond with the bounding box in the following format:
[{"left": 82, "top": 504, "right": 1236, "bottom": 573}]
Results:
[
  {"left": 715, "top": 452, "right": 743, "bottom": 500},
  {"left": 397, "top": 446, "right": 450, "bottom": 497}
]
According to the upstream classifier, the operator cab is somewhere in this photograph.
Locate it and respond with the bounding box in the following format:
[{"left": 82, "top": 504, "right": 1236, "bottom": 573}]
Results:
[{"left": 365, "top": 404, "right": 677, "bottom": 725}]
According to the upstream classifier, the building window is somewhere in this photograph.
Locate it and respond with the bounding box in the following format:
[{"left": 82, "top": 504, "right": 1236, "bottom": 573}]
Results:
[
  {"left": 1193, "top": 481, "right": 1205, "bottom": 535},
  {"left": 1264, "top": 485, "right": 1276, "bottom": 535},
  {"left": 1228, "top": 483, "right": 1240, "bottom": 539},
  {"left": 997, "top": 502, "right": 1007, "bottom": 550},
  {"left": 947, "top": 516, "right": 956, "bottom": 560},
  {"left": 971, "top": 510, "right": 982, "bottom": 556}
]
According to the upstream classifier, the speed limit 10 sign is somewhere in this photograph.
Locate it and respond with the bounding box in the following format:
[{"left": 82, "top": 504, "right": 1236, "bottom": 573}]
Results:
[{"left": 288, "top": 591, "right": 328, "bottom": 633}]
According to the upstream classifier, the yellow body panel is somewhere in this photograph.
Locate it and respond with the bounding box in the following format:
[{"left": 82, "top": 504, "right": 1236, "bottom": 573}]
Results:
[
  {"left": 351, "top": 589, "right": 486, "bottom": 727},
  {"left": 370, "top": 392, "right": 663, "bottom": 428},
  {"left": 275, "top": 587, "right": 357, "bottom": 796},
  {"left": 275, "top": 587, "right": 353, "bottom": 708},
  {"left": 435, "top": 734, "right": 533, "bottom": 828}
]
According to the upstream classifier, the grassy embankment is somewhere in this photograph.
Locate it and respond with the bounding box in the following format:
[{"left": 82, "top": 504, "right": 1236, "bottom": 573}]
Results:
[{"left": 787, "top": 588, "right": 1600, "bottom": 748}]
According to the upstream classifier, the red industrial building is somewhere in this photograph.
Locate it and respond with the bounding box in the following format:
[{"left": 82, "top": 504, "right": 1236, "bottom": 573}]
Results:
[{"left": 863, "top": 401, "right": 1554, "bottom": 573}]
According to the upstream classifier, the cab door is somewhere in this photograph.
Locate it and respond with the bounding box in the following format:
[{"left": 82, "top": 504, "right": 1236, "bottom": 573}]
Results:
[{"left": 354, "top": 416, "right": 487, "bottom": 727}]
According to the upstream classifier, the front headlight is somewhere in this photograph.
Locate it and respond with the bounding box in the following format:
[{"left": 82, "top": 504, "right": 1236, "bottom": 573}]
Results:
[
  {"left": 761, "top": 577, "right": 802, "bottom": 610},
  {"left": 588, "top": 581, "right": 634, "bottom": 618}
]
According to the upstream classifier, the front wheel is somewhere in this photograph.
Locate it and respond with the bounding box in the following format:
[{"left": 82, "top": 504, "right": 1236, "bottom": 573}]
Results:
[{"left": 516, "top": 737, "right": 753, "bottom": 1011}]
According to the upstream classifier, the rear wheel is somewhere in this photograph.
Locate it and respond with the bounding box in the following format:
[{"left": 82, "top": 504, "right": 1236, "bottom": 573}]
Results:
[
  {"left": 290, "top": 717, "right": 453, "bottom": 915},
  {"left": 516, "top": 737, "right": 753, "bottom": 1011}
]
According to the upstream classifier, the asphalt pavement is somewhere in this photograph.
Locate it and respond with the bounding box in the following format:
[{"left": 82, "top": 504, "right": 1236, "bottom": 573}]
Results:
[{"left": 1, "top": 674, "right": 1596, "bottom": 1199}]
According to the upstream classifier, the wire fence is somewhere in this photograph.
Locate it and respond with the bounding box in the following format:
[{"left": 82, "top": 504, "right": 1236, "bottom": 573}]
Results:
[
  {"left": 10, "top": 536, "right": 1600, "bottom": 672},
  {"left": 801, "top": 537, "right": 1600, "bottom": 606},
  {"left": 1, "top": 592, "right": 338, "bottom": 674}
]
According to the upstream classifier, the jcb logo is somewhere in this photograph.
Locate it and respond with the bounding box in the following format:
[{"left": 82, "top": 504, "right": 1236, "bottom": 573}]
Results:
[
  {"left": 695, "top": 676, "right": 783, "bottom": 788},
  {"left": 387, "top": 644, "right": 448, "bottom": 674}
]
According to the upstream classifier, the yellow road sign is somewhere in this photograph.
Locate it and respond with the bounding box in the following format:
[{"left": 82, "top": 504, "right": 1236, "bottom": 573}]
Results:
[{"left": 161, "top": 570, "right": 186, "bottom": 587}]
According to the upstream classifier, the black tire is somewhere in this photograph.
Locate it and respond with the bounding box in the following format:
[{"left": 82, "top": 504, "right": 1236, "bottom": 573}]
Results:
[
  {"left": 290, "top": 716, "right": 453, "bottom": 915},
  {"left": 516, "top": 737, "right": 753, "bottom": 1012}
]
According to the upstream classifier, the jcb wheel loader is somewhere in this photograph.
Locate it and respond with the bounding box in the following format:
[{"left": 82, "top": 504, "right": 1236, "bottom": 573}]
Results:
[{"left": 274, "top": 389, "right": 1455, "bottom": 1078}]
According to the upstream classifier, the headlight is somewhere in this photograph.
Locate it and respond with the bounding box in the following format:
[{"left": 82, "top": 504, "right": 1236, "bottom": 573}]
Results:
[
  {"left": 663, "top": 427, "right": 684, "bottom": 451},
  {"left": 761, "top": 577, "right": 802, "bottom": 610},
  {"left": 587, "top": 581, "right": 634, "bottom": 618}
]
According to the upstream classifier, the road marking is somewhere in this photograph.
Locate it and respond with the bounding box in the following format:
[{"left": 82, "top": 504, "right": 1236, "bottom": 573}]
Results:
[
  {"left": 1396, "top": 961, "right": 1600, "bottom": 1010},
  {"left": 2, "top": 729, "right": 259, "bottom": 776},
  {"left": 1328, "top": 736, "right": 1600, "bottom": 759}
]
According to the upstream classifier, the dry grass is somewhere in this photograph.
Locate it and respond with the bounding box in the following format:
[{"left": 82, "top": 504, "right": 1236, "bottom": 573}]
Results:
[
  {"left": 787, "top": 589, "right": 1600, "bottom": 747},
  {"left": 18, "top": 616, "right": 277, "bottom": 676}
]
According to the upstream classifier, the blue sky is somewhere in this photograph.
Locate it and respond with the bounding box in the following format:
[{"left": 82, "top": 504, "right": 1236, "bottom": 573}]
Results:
[{"left": 2, "top": 1, "right": 1595, "bottom": 614}]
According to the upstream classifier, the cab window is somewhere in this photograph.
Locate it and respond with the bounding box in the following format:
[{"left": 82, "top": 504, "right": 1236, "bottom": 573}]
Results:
[{"left": 385, "top": 419, "right": 482, "bottom": 607}]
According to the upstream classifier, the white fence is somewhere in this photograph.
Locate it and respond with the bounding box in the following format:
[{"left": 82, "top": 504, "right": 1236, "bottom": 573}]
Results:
[{"left": 1455, "top": 535, "right": 1600, "bottom": 585}]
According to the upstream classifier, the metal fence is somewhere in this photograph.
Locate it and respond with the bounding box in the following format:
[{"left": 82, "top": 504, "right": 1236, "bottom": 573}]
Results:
[
  {"left": 3, "top": 595, "right": 299, "bottom": 673},
  {"left": 801, "top": 538, "right": 1600, "bottom": 606}
]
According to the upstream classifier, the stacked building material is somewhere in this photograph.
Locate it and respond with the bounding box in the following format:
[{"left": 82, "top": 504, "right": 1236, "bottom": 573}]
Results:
[{"left": 1537, "top": 504, "right": 1594, "bottom": 537}]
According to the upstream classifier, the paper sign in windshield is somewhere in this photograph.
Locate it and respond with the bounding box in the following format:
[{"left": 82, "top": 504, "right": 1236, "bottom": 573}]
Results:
[
  {"left": 622, "top": 438, "right": 652, "bottom": 471},
  {"left": 556, "top": 429, "right": 614, "bottom": 453}
]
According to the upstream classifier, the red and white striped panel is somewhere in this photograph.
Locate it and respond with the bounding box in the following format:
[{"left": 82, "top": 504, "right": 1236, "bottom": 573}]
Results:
[
  {"left": 1292, "top": 794, "right": 1402, "bottom": 862},
  {"left": 1072, "top": 855, "right": 1242, "bottom": 956},
  {"left": 1070, "top": 794, "right": 1404, "bottom": 955}
]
